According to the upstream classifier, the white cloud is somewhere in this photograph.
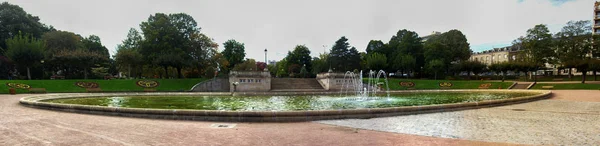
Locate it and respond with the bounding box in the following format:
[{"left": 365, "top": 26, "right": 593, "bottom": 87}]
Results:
[{"left": 6, "top": 0, "right": 596, "bottom": 60}]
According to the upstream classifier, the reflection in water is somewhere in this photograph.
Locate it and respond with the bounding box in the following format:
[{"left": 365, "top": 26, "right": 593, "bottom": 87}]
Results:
[{"left": 44, "top": 92, "right": 538, "bottom": 111}]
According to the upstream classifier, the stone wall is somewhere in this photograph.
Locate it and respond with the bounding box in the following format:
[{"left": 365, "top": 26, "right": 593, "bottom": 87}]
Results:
[
  {"left": 316, "top": 72, "right": 359, "bottom": 91},
  {"left": 190, "top": 78, "right": 230, "bottom": 92},
  {"left": 229, "top": 71, "right": 271, "bottom": 92}
]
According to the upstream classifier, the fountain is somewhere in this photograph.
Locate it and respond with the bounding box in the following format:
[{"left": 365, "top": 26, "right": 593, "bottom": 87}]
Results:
[{"left": 340, "top": 70, "right": 390, "bottom": 100}]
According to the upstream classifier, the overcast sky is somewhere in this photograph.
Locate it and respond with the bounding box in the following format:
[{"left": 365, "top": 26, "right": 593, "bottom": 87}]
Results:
[{"left": 6, "top": 0, "right": 594, "bottom": 61}]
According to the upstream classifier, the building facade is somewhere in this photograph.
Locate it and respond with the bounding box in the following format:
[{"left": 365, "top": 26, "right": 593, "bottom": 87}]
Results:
[
  {"left": 594, "top": 2, "right": 600, "bottom": 34},
  {"left": 469, "top": 45, "right": 522, "bottom": 65}
]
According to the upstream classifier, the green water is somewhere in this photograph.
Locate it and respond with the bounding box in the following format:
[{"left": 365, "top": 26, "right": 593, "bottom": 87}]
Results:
[{"left": 43, "top": 92, "right": 538, "bottom": 111}]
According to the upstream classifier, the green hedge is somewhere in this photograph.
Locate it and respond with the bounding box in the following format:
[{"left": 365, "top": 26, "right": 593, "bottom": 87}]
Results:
[
  {"left": 0, "top": 79, "right": 207, "bottom": 94},
  {"left": 369, "top": 79, "right": 514, "bottom": 90}
]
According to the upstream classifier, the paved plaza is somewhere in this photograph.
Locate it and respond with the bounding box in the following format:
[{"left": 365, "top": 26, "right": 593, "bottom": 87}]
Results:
[{"left": 0, "top": 90, "right": 599, "bottom": 145}]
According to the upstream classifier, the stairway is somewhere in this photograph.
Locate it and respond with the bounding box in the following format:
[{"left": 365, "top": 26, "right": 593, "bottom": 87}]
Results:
[
  {"left": 270, "top": 78, "right": 326, "bottom": 92},
  {"left": 510, "top": 82, "right": 533, "bottom": 89}
]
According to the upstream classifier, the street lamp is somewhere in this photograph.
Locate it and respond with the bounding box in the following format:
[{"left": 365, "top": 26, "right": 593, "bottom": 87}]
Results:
[{"left": 40, "top": 60, "right": 45, "bottom": 79}]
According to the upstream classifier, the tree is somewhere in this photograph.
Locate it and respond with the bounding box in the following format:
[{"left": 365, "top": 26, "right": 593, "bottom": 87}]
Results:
[
  {"left": 0, "top": 2, "right": 51, "bottom": 52},
  {"left": 329, "top": 36, "right": 350, "bottom": 72},
  {"left": 299, "top": 64, "right": 308, "bottom": 78},
  {"left": 392, "top": 54, "right": 416, "bottom": 77},
  {"left": 115, "top": 28, "right": 144, "bottom": 78},
  {"left": 5, "top": 32, "right": 44, "bottom": 80},
  {"left": 114, "top": 47, "right": 143, "bottom": 78},
  {"left": 42, "top": 31, "right": 83, "bottom": 78},
  {"left": 276, "top": 58, "right": 288, "bottom": 77},
  {"left": 489, "top": 62, "right": 511, "bottom": 82},
  {"left": 42, "top": 31, "right": 81, "bottom": 53},
  {"left": 222, "top": 39, "right": 246, "bottom": 71},
  {"left": 82, "top": 35, "right": 109, "bottom": 59},
  {"left": 346, "top": 47, "right": 362, "bottom": 71},
  {"left": 388, "top": 29, "right": 424, "bottom": 73},
  {"left": 189, "top": 33, "right": 218, "bottom": 77},
  {"left": 555, "top": 20, "right": 593, "bottom": 81},
  {"left": 520, "top": 24, "right": 554, "bottom": 82},
  {"left": 365, "top": 40, "right": 386, "bottom": 55},
  {"left": 52, "top": 49, "right": 106, "bottom": 79},
  {"left": 232, "top": 59, "right": 257, "bottom": 71},
  {"left": 366, "top": 53, "right": 387, "bottom": 71},
  {"left": 423, "top": 29, "right": 471, "bottom": 73},
  {"left": 328, "top": 36, "right": 361, "bottom": 72},
  {"left": 589, "top": 59, "right": 600, "bottom": 81},
  {"left": 139, "top": 13, "right": 198, "bottom": 78},
  {"left": 285, "top": 45, "right": 312, "bottom": 74},
  {"left": 311, "top": 53, "right": 329, "bottom": 75},
  {"left": 572, "top": 59, "right": 591, "bottom": 84},
  {"left": 426, "top": 59, "right": 445, "bottom": 80}
]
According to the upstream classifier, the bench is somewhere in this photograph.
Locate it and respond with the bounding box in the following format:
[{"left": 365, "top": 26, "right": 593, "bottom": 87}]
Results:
[
  {"left": 28, "top": 88, "right": 46, "bottom": 93},
  {"left": 541, "top": 86, "right": 554, "bottom": 89},
  {"left": 552, "top": 78, "right": 564, "bottom": 81},
  {"left": 144, "top": 88, "right": 157, "bottom": 92},
  {"left": 85, "top": 88, "right": 102, "bottom": 92}
]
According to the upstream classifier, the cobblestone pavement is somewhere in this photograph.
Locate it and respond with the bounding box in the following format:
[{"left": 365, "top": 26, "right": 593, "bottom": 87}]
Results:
[{"left": 319, "top": 90, "right": 600, "bottom": 145}]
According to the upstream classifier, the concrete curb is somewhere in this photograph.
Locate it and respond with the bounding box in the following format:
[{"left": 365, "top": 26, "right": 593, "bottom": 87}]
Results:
[{"left": 19, "top": 90, "right": 551, "bottom": 122}]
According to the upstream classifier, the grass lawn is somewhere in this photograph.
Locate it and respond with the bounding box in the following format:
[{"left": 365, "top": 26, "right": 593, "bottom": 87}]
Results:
[
  {"left": 0, "top": 78, "right": 207, "bottom": 94},
  {"left": 373, "top": 79, "right": 515, "bottom": 90},
  {"left": 531, "top": 83, "right": 600, "bottom": 90}
]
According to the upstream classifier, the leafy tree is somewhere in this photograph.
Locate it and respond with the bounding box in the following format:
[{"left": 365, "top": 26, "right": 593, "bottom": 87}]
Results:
[
  {"left": 52, "top": 49, "right": 106, "bottom": 79},
  {"left": 276, "top": 58, "right": 288, "bottom": 77},
  {"left": 222, "top": 39, "right": 246, "bottom": 71},
  {"left": 42, "top": 31, "right": 81, "bottom": 53},
  {"left": 232, "top": 59, "right": 257, "bottom": 71},
  {"left": 0, "top": 2, "right": 51, "bottom": 52},
  {"left": 589, "top": 59, "right": 600, "bottom": 81},
  {"left": 42, "top": 31, "right": 83, "bottom": 77},
  {"left": 256, "top": 62, "right": 267, "bottom": 71},
  {"left": 555, "top": 20, "right": 593, "bottom": 81},
  {"left": 346, "top": 47, "right": 362, "bottom": 71},
  {"left": 189, "top": 33, "right": 218, "bottom": 77},
  {"left": 5, "top": 32, "right": 44, "bottom": 80},
  {"left": 139, "top": 13, "right": 198, "bottom": 78},
  {"left": 114, "top": 47, "right": 143, "bottom": 78},
  {"left": 285, "top": 45, "right": 312, "bottom": 74},
  {"left": 365, "top": 40, "right": 386, "bottom": 55},
  {"left": 299, "top": 64, "right": 308, "bottom": 78},
  {"left": 520, "top": 24, "right": 554, "bottom": 82},
  {"left": 115, "top": 28, "right": 144, "bottom": 78},
  {"left": 82, "top": 35, "right": 109, "bottom": 59},
  {"left": 489, "top": 62, "right": 512, "bottom": 82},
  {"left": 392, "top": 54, "right": 416, "bottom": 77},
  {"left": 388, "top": 29, "right": 424, "bottom": 72},
  {"left": 423, "top": 29, "right": 471, "bottom": 73},
  {"left": 426, "top": 59, "right": 444, "bottom": 80},
  {"left": 329, "top": 36, "right": 360, "bottom": 72},
  {"left": 311, "top": 53, "right": 329, "bottom": 74},
  {"left": 366, "top": 53, "right": 387, "bottom": 71}
]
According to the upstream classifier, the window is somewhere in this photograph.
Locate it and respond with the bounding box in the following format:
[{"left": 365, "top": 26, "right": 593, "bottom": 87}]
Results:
[
  {"left": 504, "top": 54, "right": 508, "bottom": 59},
  {"left": 512, "top": 55, "right": 516, "bottom": 60}
]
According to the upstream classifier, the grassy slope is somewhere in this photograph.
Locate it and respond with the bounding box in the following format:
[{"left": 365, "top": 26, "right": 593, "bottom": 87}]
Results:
[
  {"left": 0, "top": 79, "right": 207, "bottom": 94},
  {"left": 376, "top": 79, "right": 514, "bottom": 90},
  {"left": 531, "top": 83, "right": 600, "bottom": 90}
]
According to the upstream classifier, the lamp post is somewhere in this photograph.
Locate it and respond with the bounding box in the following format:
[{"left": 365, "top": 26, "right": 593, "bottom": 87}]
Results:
[
  {"left": 40, "top": 60, "right": 44, "bottom": 79},
  {"left": 264, "top": 49, "right": 268, "bottom": 64}
]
